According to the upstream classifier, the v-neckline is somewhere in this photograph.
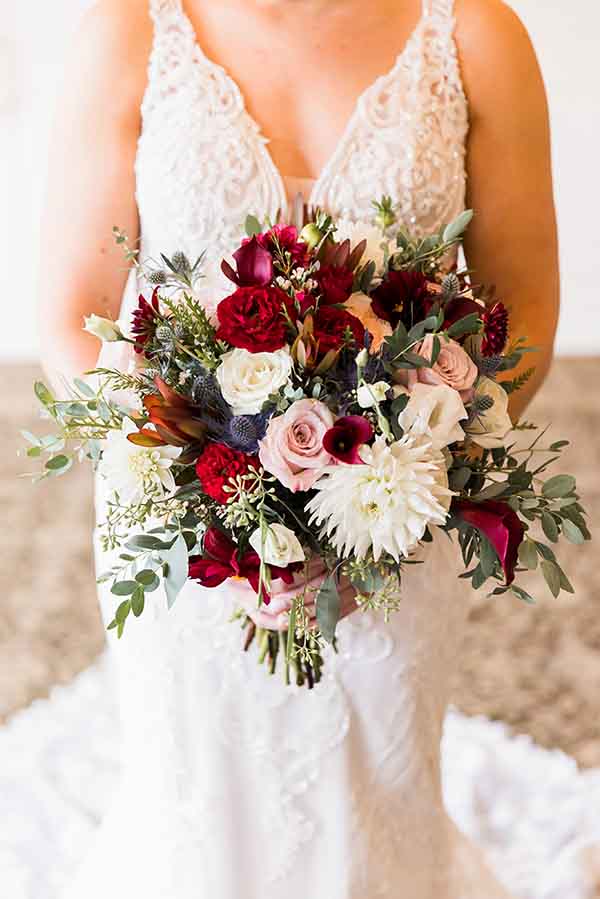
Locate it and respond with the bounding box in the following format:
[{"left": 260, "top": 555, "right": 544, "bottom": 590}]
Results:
[{"left": 177, "top": 2, "right": 426, "bottom": 213}]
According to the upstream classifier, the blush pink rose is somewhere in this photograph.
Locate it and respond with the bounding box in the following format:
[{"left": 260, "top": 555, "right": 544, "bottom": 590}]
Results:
[
  {"left": 402, "top": 335, "right": 478, "bottom": 400},
  {"left": 258, "top": 399, "right": 335, "bottom": 492}
]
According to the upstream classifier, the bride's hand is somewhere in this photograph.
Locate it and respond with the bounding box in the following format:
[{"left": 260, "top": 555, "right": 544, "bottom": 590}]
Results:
[{"left": 227, "top": 561, "right": 359, "bottom": 632}]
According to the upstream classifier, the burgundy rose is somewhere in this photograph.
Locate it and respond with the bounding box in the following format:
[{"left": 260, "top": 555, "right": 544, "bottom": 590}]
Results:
[
  {"left": 189, "top": 526, "right": 302, "bottom": 603},
  {"left": 221, "top": 236, "right": 274, "bottom": 287},
  {"left": 371, "top": 270, "right": 430, "bottom": 328},
  {"left": 323, "top": 415, "right": 374, "bottom": 465},
  {"left": 131, "top": 289, "right": 161, "bottom": 355},
  {"left": 216, "top": 285, "right": 289, "bottom": 353},
  {"left": 316, "top": 264, "right": 354, "bottom": 305},
  {"left": 313, "top": 306, "right": 365, "bottom": 354},
  {"left": 453, "top": 499, "right": 526, "bottom": 585},
  {"left": 195, "top": 442, "right": 258, "bottom": 504}
]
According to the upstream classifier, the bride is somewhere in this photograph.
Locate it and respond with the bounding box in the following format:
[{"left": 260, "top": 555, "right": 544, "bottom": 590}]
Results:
[{"left": 39, "top": 1, "right": 559, "bottom": 896}]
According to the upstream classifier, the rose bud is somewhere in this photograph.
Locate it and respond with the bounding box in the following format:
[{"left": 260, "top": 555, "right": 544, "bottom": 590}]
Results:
[
  {"left": 323, "top": 415, "right": 374, "bottom": 465},
  {"left": 300, "top": 222, "right": 324, "bottom": 250},
  {"left": 83, "top": 314, "right": 124, "bottom": 343}
]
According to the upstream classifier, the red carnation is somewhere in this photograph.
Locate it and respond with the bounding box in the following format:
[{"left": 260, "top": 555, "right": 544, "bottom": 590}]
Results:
[
  {"left": 216, "top": 285, "right": 289, "bottom": 353},
  {"left": 316, "top": 264, "right": 354, "bottom": 305},
  {"left": 371, "top": 270, "right": 430, "bottom": 328},
  {"left": 313, "top": 306, "right": 365, "bottom": 354},
  {"left": 481, "top": 302, "right": 509, "bottom": 356},
  {"left": 131, "top": 289, "right": 161, "bottom": 355},
  {"left": 195, "top": 443, "right": 258, "bottom": 504}
]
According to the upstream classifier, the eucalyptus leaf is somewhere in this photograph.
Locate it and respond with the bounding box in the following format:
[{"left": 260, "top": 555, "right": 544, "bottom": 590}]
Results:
[
  {"left": 136, "top": 569, "right": 160, "bottom": 590},
  {"left": 541, "top": 560, "right": 561, "bottom": 598},
  {"left": 34, "top": 381, "right": 54, "bottom": 408},
  {"left": 126, "top": 534, "right": 174, "bottom": 551},
  {"left": 449, "top": 467, "right": 471, "bottom": 491},
  {"left": 442, "top": 209, "right": 474, "bottom": 243},
  {"left": 316, "top": 574, "right": 341, "bottom": 644},
  {"left": 446, "top": 313, "right": 481, "bottom": 340},
  {"left": 131, "top": 587, "right": 146, "bottom": 618},
  {"left": 115, "top": 600, "right": 131, "bottom": 623},
  {"left": 164, "top": 534, "right": 189, "bottom": 609},
  {"left": 110, "top": 580, "right": 138, "bottom": 596},
  {"left": 479, "top": 535, "right": 499, "bottom": 579},
  {"left": 74, "top": 377, "right": 97, "bottom": 398},
  {"left": 562, "top": 519, "right": 585, "bottom": 545},
  {"left": 244, "top": 214, "right": 262, "bottom": 237},
  {"left": 541, "top": 512, "right": 559, "bottom": 543},
  {"left": 45, "top": 455, "right": 72, "bottom": 473},
  {"left": 542, "top": 475, "right": 576, "bottom": 499},
  {"left": 518, "top": 540, "right": 538, "bottom": 571}
]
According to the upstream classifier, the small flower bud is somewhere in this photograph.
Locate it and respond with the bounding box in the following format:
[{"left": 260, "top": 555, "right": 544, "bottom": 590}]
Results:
[
  {"left": 300, "top": 223, "right": 324, "bottom": 250},
  {"left": 83, "top": 314, "right": 123, "bottom": 343}
]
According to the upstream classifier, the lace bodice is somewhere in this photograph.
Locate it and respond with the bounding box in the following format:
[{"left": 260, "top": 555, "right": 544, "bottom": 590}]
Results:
[{"left": 133, "top": 0, "right": 468, "bottom": 277}]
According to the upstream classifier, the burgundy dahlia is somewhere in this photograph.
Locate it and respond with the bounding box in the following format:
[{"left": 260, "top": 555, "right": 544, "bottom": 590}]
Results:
[
  {"left": 481, "top": 302, "right": 509, "bottom": 356},
  {"left": 131, "top": 289, "right": 161, "bottom": 355},
  {"left": 371, "top": 270, "right": 430, "bottom": 328}
]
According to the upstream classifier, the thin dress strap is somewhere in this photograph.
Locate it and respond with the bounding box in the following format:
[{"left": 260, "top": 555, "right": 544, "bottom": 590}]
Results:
[{"left": 423, "top": 0, "right": 455, "bottom": 19}]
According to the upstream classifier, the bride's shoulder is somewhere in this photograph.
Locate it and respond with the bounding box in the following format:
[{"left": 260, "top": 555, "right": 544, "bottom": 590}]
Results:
[
  {"left": 65, "top": 0, "right": 153, "bottom": 112},
  {"left": 454, "top": 0, "right": 546, "bottom": 120},
  {"left": 74, "top": 0, "right": 153, "bottom": 82}
]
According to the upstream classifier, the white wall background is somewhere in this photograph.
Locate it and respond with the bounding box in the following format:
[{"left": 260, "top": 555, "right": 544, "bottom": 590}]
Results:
[{"left": 1, "top": 0, "right": 599, "bottom": 360}]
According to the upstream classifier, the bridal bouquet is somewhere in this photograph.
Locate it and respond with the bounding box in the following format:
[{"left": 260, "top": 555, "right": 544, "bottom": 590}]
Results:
[{"left": 23, "top": 198, "right": 590, "bottom": 687}]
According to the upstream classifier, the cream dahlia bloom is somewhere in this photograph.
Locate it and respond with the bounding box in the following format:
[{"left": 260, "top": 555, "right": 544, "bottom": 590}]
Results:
[
  {"left": 100, "top": 419, "right": 181, "bottom": 504},
  {"left": 305, "top": 435, "right": 452, "bottom": 562}
]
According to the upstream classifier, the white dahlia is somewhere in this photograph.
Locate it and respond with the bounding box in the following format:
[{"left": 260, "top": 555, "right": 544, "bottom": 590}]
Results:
[
  {"left": 100, "top": 419, "right": 181, "bottom": 504},
  {"left": 305, "top": 435, "right": 452, "bottom": 562}
]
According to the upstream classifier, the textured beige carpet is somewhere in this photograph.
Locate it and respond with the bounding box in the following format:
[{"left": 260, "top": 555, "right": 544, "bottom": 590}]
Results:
[{"left": 1, "top": 360, "right": 598, "bottom": 765}]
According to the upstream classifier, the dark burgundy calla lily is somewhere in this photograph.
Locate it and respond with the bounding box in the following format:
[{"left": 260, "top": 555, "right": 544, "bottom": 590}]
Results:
[
  {"left": 189, "top": 527, "right": 302, "bottom": 604},
  {"left": 453, "top": 499, "right": 526, "bottom": 585},
  {"left": 221, "top": 236, "right": 274, "bottom": 287},
  {"left": 323, "top": 415, "right": 374, "bottom": 465}
]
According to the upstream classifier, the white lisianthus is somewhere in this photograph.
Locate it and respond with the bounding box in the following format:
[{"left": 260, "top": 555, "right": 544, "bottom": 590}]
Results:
[
  {"left": 249, "top": 523, "right": 306, "bottom": 567},
  {"left": 465, "top": 377, "right": 513, "bottom": 449},
  {"left": 398, "top": 384, "right": 467, "bottom": 450},
  {"left": 216, "top": 348, "right": 292, "bottom": 415},
  {"left": 335, "top": 219, "right": 390, "bottom": 274},
  {"left": 357, "top": 381, "right": 389, "bottom": 409},
  {"left": 99, "top": 419, "right": 181, "bottom": 504},
  {"left": 83, "top": 314, "right": 124, "bottom": 343},
  {"left": 305, "top": 435, "right": 453, "bottom": 562}
]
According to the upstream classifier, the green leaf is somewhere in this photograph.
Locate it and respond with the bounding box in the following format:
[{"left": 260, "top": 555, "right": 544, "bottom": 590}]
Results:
[
  {"left": 549, "top": 440, "right": 570, "bottom": 452},
  {"left": 244, "top": 214, "right": 262, "bottom": 237},
  {"left": 400, "top": 351, "right": 432, "bottom": 368},
  {"left": 562, "top": 519, "right": 585, "bottom": 545},
  {"left": 557, "top": 567, "right": 575, "bottom": 595},
  {"left": 136, "top": 569, "right": 160, "bottom": 590},
  {"left": 34, "top": 381, "right": 54, "bottom": 408},
  {"left": 443, "top": 209, "right": 474, "bottom": 243},
  {"left": 541, "top": 560, "right": 561, "bottom": 598},
  {"left": 511, "top": 585, "right": 536, "bottom": 604},
  {"left": 535, "top": 541, "right": 557, "bottom": 563},
  {"left": 473, "top": 482, "right": 508, "bottom": 502},
  {"left": 131, "top": 586, "right": 146, "bottom": 617},
  {"left": 518, "top": 540, "right": 538, "bottom": 571},
  {"left": 449, "top": 467, "right": 471, "bottom": 491},
  {"left": 430, "top": 335, "right": 441, "bottom": 365},
  {"left": 21, "top": 430, "right": 40, "bottom": 446},
  {"left": 27, "top": 446, "right": 43, "bottom": 458},
  {"left": 542, "top": 475, "right": 576, "bottom": 499},
  {"left": 541, "top": 511, "right": 559, "bottom": 543},
  {"left": 74, "top": 377, "right": 97, "bottom": 397},
  {"left": 45, "top": 455, "right": 72, "bottom": 473},
  {"left": 110, "top": 580, "right": 138, "bottom": 596},
  {"left": 115, "top": 599, "right": 131, "bottom": 623},
  {"left": 163, "top": 534, "right": 189, "bottom": 609},
  {"left": 126, "top": 534, "right": 173, "bottom": 551},
  {"left": 446, "top": 313, "right": 481, "bottom": 339},
  {"left": 316, "top": 574, "right": 341, "bottom": 644},
  {"left": 479, "top": 535, "right": 499, "bottom": 579}
]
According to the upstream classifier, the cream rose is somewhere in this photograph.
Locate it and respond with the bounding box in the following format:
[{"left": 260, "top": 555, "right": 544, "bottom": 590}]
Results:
[
  {"left": 398, "top": 383, "right": 467, "bottom": 450},
  {"left": 411, "top": 334, "right": 478, "bottom": 400},
  {"left": 216, "top": 348, "right": 292, "bottom": 415},
  {"left": 465, "top": 377, "right": 513, "bottom": 449},
  {"left": 344, "top": 292, "right": 393, "bottom": 353},
  {"left": 258, "top": 399, "right": 335, "bottom": 491},
  {"left": 249, "top": 523, "right": 306, "bottom": 567}
]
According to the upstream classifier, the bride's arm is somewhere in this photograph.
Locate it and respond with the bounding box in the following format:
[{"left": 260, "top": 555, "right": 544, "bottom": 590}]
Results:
[
  {"left": 39, "top": 0, "right": 152, "bottom": 384},
  {"left": 456, "top": 0, "right": 559, "bottom": 419}
]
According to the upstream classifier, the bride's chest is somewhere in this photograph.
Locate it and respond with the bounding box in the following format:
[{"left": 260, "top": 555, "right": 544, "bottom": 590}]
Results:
[{"left": 134, "top": 19, "right": 468, "bottom": 262}]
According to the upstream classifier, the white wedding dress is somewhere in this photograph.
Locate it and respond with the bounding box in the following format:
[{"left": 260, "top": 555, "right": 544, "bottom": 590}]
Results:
[{"left": 2, "top": 1, "right": 600, "bottom": 898}]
